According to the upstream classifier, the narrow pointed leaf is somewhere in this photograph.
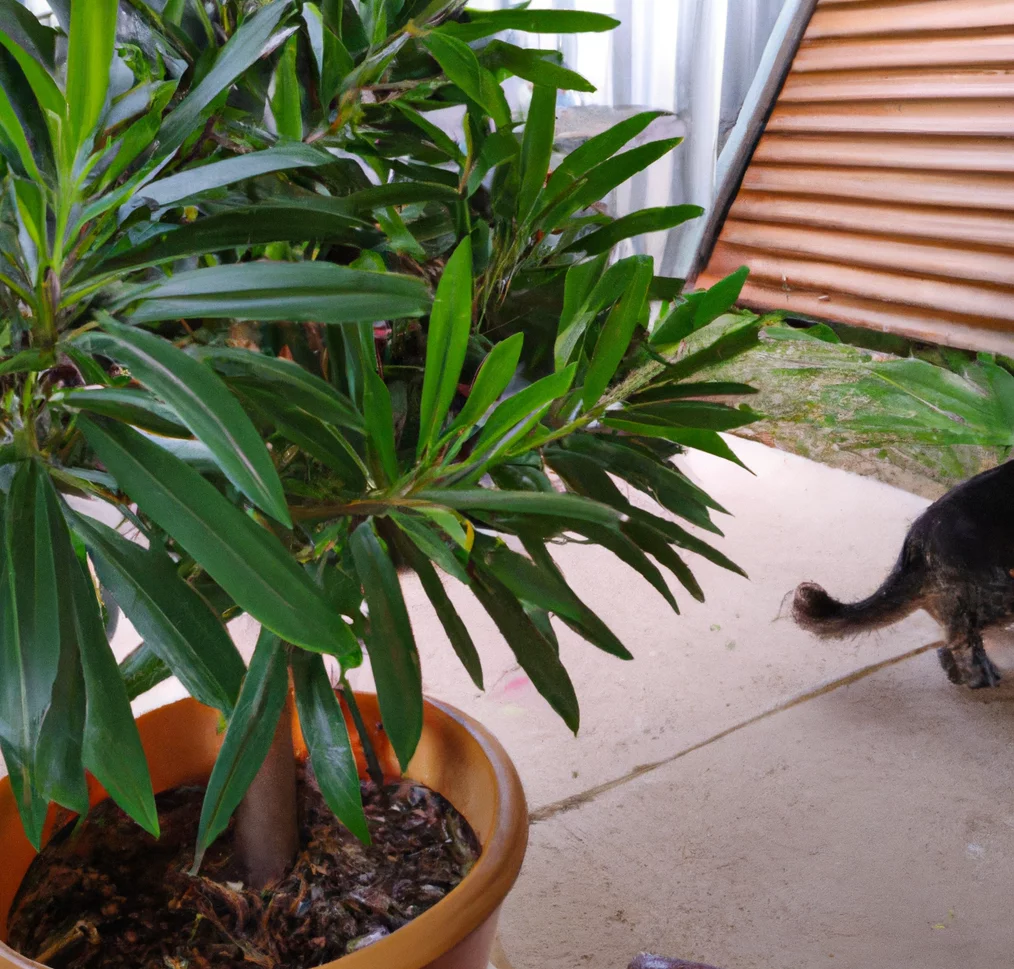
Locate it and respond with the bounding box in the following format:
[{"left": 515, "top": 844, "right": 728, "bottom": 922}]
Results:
[
  {"left": 119, "top": 642, "right": 172, "bottom": 702},
  {"left": 193, "top": 628, "right": 289, "bottom": 872},
  {"left": 419, "top": 488, "right": 620, "bottom": 524},
  {"left": 362, "top": 368, "right": 399, "bottom": 485},
  {"left": 72, "top": 513, "right": 245, "bottom": 714},
  {"left": 518, "top": 83, "right": 555, "bottom": 222},
  {"left": 417, "top": 238, "right": 472, "bottom": 457},
  {"left": 566, "top": 205, "right": 703, "bottom": 256},
  {"left": 271, "top": 35, "right": 302, "bottom": 140},
  {"left": 392, "top": 528, "right": 482, "bottom": 688},
  {"left": 1, "top": 463, "right": 62, "bottom": 845},
  {"left": 125, "top": 262, "right": 431, "bottom": 326},
  {"left": 71, "top": 552, "right": 159, "bottom": 837},
  {"left": 157, "top": 0, "right": 293, "bottom": 160},
  {"left": 471, "top": 564, "right": 579, "bottom": 732},
  {"left": 622, "top": 519, "right": 704, "bottom": 602},
  {"left": 547, "top": 110, "right": 665, "bottom": 196},
  {"left": 291, "top": 650, "right": 370, "bottom": 842},
  {"left": 445, "top": 332, "right": 523, "bottom": 437},
  {"left": 195, "top": 347, "right": 363, "bottom": 432},
  {"left": 583, "top": 256, "right": 652, "bottom": 407},
  {"left": 482, "top": 541, "right": 631, "bottom": 660},
  {"left": 132, "top": 143, "right": 336, "bottom": 211},
  {"left": 85, "top": 318, "right": 290, "bottom": 526},
  {"left": 422, "top": 31, "right": 510, "bottom": 128},
  {"left": 57, "top": 387, "right": 191, "bottom": 438},
  {"left": 443, "top": 9, "right": 619, "bottom": 43},
  {"left": 66, "top": 0, "right": 117, "bottom": 152},
  {"left": 350, "top": 521, "right": 422, "bottom": 771},
  {"left": 79, "top": 418, "right": 358, "bottom": 657}
]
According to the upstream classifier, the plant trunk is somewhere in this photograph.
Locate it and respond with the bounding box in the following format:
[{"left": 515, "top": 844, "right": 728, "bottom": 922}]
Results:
[{"left": 234, "top": 693, "right": 299, "bottom": 889}]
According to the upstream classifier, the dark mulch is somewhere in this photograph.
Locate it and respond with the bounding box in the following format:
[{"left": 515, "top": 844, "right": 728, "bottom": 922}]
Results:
[{"left": 8, "top": 765, "right": 479, "bottom": 969}]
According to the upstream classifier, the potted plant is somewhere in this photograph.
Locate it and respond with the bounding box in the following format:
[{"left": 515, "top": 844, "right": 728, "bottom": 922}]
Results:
[{"left": 0, "top": 2, "right": 762, "bottom": 968}]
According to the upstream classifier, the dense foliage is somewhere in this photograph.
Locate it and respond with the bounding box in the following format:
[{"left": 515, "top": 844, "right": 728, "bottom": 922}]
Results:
[{"left": 0, "top": 0, "right": 763, "bottom": 861}]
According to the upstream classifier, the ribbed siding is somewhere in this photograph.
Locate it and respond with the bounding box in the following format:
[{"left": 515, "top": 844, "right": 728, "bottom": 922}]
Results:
[{"left": 698, "top": 0, "right": 1014, "bottom": 353}]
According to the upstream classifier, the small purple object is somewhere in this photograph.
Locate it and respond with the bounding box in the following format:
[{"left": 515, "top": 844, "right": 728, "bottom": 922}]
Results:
[{"left": 628, "top": 956, "right": 724, "bottom": 969}]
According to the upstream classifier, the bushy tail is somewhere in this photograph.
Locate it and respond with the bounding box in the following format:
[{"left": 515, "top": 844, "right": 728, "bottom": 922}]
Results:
[{"left": 792, "top": 542, "right": 926, "bottom": 638}]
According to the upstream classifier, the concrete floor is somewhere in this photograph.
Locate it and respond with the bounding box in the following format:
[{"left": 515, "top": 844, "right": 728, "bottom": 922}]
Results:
[
  {"left": 383, "top": 438, "right": 1014, "bottom": 969},
  {"left": 25, "top": 438, "right": 1014, "bottom": 969}
]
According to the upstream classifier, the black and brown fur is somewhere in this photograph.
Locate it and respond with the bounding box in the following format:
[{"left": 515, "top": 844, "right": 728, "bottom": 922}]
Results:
[{"left": 792, "top": 462, "right": 1014, "bottom": 689}]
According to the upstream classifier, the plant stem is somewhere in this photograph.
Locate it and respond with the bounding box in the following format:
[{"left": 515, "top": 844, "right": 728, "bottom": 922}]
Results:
[
  {"left": 234, "top": 693, "right": 299, "bottom": 889},
  {"left": 340, "top": 676, "right": 384, "bottom": 787}
]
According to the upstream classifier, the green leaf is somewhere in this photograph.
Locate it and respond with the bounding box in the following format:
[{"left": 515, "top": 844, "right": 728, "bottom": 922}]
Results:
[
  {"left": 417, "top": 238, "right": 472, "bottom": 457},
  {"left": 391, "top": 101, "right": 464, "bottom": 163},
  {"left": 601, "top": 420, "right": 751, "bottom": 469},
  {"left": 621, "top": 518, "right": 704, "bottom": 603},
  {"left": 483, "top": 540, "right": 631, "bottom": 660},
  {"left": 0, "top": 1, "right": 56, "bottom": 69},
  {"left": 71, "top": 550, "right": 159, "bottom": 837},
  {"left": 291, "top": 650, "right": 369, "bottom": 842},
  {"left": 84, "top": 318, "right": 290, "bottom": 526},
  {"left": 444, "top": 8, "right": 619, "bottom": 43},
  {"left": 537, "top": 137, "right": 682, "bottom": 231},
  {"left": 465, "top": 129, "right": 518, "bottom": 197},
  {"left": 101, "top": 204, "right": 379, "bottom": 273},
  {"left": 119, "top": 642, "right": 172, "bottom": 702},
  {"left": 626, "top": 506, "right": 746, "bottom": 579},
  {"left": 271, "top": 34, "right": 302, "bottom": 141},
  {"left": 78, "top": 418, "right": 358, "bottom": 658},
  {"left": 71, "top": 513, "right": 245, "bottom": 714},
  {"left": 157, "top": 0, "right": 293, "bottom": 161},
  {"left": 654, "top": 316, "right": 762, "bottom": 381},
  {"left": 582, "top": 255, "right": 653, "bottom": 408},
  {"left": 391, "top": 527, "right": 482, "bottom": 688},
  {"left": 630, "top": 381, "right": 758, "bottom": 403},
  {"left": 350, "top": 521, "right": 422, "bottom": 772},
  {"left": 468, "top": 364, "right": 575, "bottom": 464},
  {"left": 481, "top": 41, "right": 595, "bottom": 93},
  {"left": 0, "top": 72, "right": 41, "bottom": 180},
  {"left": 470, "top": 563, "right": 579, "bottom": 732},
  {"left": 362, "top": 367, "right": 399, "bottom": 485},
  {"left": 132, "top": 143, "right": 336, "bottom": 211},
  {"left": 621, "top": 400, "right": 759, "bottom": 433},
  {"left": 650, "top": 270, "right": 750, "bottom": 349},
  {"left": 321, "top": 24, "right": 354, "bottom": 105},
  {"left": 193, "top": 628, "right": 289, "bottom": 872},
  {"left": 236, "top": 382, "right": 367, "bottom": 489},
  {"left": 56, "top": 387, "right": 190, "bottom": 438},
  {"left": 445, "top": 332, "right": 523, "bottom": 440},
  {"left": 422, "top": 30, "right": 510, "bottom": 128},
  {"left": 302, "top": 2, "right": 326, "bottom": 78},
  {"left": 418, "top": 488, "right": 620, "bottom": 524},
  {"left": 194, "top": 347, "right": 363, "bottom": 433},
  {"left": 126, "top": 262, "right": 432, "bottom": 326},
  {"left": 1, "top": 463, "right": 63, "bottom": 845},
  {"left": 0, "top": 28, "right": 63, "bottom": 116},
  {"left": 0, "top": 348, "right": 49, "bottom": 376},
  {"left": 66, "top": 0, "right": 117, "bottom": 154},
  {"left": 563, "top": 519, "right": 679, "bottom": 614},
  {"left": 566, "top": 205, "right": 703, "bottom": 256},
  {"left": 389, "top": 512, "right": 470, "bottom": 586},
  {"left": 547, "top": 110, "right": 664, "bottom": 196},
  {"left": 518, "top": 84, "right": 555, "bottom": 223}
]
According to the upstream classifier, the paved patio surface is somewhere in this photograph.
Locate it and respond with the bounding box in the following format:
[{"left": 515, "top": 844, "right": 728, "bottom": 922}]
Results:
[
  {"left": 393, "top": 439, "right": 1014, "bottom": 969},
  {"left": 25, "top": 437, "right": 1014, "bottom": 969}
]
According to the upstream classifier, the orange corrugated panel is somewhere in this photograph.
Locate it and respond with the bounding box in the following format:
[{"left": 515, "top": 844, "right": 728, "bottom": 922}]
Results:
[{"left": 699, "top": 0, "right": 1014, "bottom": 353}]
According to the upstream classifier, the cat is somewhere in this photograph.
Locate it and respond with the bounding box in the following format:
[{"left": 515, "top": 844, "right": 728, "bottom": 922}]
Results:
[{"left": 792, "top": 461, "right": 1014, "bottom": 689}]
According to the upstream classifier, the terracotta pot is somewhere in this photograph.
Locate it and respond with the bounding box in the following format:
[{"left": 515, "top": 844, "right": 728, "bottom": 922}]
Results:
[{"left": 0, "top": 693, "right": 528, "bottom": 969}]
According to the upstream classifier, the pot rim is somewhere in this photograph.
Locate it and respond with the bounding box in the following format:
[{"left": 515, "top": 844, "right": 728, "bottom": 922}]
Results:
[{"left": 0, "top": 693, "right": 529, "bottom": 969}]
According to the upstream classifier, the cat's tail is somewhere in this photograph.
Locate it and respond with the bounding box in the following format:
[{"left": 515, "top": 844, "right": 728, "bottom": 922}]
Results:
[{"left": 792, "top": 542, "right": 926, "bottom": 638}]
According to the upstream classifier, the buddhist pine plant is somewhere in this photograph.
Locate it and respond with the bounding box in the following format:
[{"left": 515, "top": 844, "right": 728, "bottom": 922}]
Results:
[{"left": 0, "top": 0, "right": 762, "bottom": 887}]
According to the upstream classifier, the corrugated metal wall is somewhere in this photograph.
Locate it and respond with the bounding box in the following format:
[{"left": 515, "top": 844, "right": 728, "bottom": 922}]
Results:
[{"left": 697, "top": 0, "right": 1014, "bottom": 354}]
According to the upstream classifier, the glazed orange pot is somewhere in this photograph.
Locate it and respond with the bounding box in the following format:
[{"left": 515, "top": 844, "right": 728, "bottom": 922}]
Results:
[{"left": 0, "top": 693, "right": 528, "bottom": 969}]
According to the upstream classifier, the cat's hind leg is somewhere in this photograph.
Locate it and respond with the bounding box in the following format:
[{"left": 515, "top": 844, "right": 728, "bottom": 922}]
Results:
[{"left": 940, "top": 615, "right": 1002, "bottom": 689}]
